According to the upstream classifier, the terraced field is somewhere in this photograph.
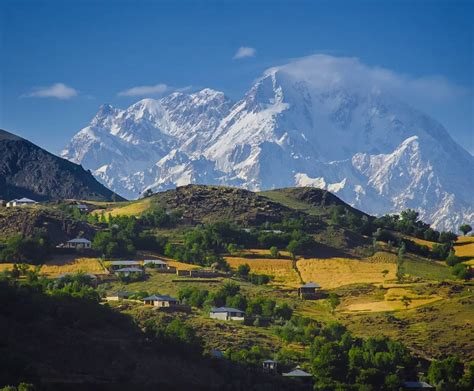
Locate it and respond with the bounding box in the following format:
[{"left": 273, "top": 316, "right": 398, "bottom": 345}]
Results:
[
  {"left": 296, "top": 252, "right": 397, "bottom": 289},
  {"left": 225, "top": 256, "right": 301, "bottom": 288},
  {"left": 0, "top": 257, "right": 108, "bottom": 276},
  {"left": 342, "top": 285, "right": 442, "bottom": 313},
  {"left": 40, "top": 257, "right": 108, "bottom": 276},
  {"left": 455, "top": 236, "right": 474, "bottom": 263}
]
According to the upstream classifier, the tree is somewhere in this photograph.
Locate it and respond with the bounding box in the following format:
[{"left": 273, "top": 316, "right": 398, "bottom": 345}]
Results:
[
  {"left": 439, "top": 231, "right": 458, "bottom": 244},
  {"left": 142, "top": 189, "right": 154, "bottom": 198},
  {"left": 287, "top": 240, "right": 299, "bottom": 261},
  {"left": 452, "top": 263, "right": 470, "bottom": 280},
  {"left": 445, "top": 250, "right": 460, "bottom": 267},
  {"left": 273, "top": 303, "right": 293, "bottom": 320},
  {"left": 328, "top": 293, "right": 340, "bottom": 313},
  {"left": 237, "top": 263, "right": 250, "bottom": 277},
  {"left": 270, "top": 246, "right": 280, "bottom": 258},
  {"left": 401, "top": 295, "right": 412, "bottom": 309},
  {"left": 459, "top": 224, "right": 472, "bottom": 236}
]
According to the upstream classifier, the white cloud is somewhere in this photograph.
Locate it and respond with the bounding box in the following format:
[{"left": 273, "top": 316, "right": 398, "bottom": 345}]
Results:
[
  {"left": 24, "top": 83, "right": 78, "bottom": 100},
  {"left": 118, "top": 83, "right": 169, "bottom": 97},
  {"left": 266, "top": 54, "right": 467, "bottom": 103},
  {"left": 233, "top": 46, "right": 256, "bottom": 59}
]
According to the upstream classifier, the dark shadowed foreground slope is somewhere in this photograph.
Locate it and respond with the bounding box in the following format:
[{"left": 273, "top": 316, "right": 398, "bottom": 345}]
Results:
[
  {"left": 0, "top": 129, "right": 123, "bottom": 202},
  {"left": 0, "top": 280, "right": 305, "bottom": 391}
]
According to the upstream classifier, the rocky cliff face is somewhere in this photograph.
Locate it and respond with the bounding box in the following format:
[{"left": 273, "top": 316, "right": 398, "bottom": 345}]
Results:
[
  {"left": 0, "top": 129, "right": 123, "bottom": 202},
  {"left": 62, "top": 55, "right": 473, "bottom": 230}
]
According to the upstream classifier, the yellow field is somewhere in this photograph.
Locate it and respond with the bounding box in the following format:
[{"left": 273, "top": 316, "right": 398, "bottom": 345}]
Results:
[
  {"left": 0, "top": 263, "right": 34, "bottom": 272},
  {"left": 410, "top": 237, "right": 437, "bottom": 249},
  {"left": 40, "top": 257, "right": 107, "bottom": 277},
  {"left": 92, "top": 198, "right": 152, "bottom": 220},
  {"left": 167, "top": 260, "right": 199, "bottom": 271},
  {"left": 455, "top": 236, "right": 474, "bottom": 262},
  {"left": 343, "top": 286, "right": 442, "bottom": 313},
  {"left": 239, "top": 249, "right": 291, "bottom": 258},
  {"left": 297, "top": 252, "right": 397, "bottom": 289},
  {"left": 225, "top": 256, "right": 301, "bottom": 288}
]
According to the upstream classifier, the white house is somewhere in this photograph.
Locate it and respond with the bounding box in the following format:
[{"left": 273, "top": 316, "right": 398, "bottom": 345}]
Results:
[
  {"left": 262, "top": 359, "right": 278, "bottom": 372},
  {"left": 6, "top": 197, "right": 38, "bottom": 207},
  {"left": 282, "top": 366, "right": 312, "bottom": 378},
  {"left": 106, "top": 291, "right": 135, "bottom": 301},
  {"left": 64, "top": 238, "right": 92, "bottom": 249},
  {"left": 143, "top": 294, "right": 179, "bottom": 307},
  {"left": 109, "top": 260, "right": 142, "bottom": 270},
  {"left": 114, "top": 267, "right": 143, "bottom": 277},
  {"left": 143, "top": 259, "right": 168, "bottom": 269},
  {"left": 209, "top": 307, "right": 245, "bottom": 321}
]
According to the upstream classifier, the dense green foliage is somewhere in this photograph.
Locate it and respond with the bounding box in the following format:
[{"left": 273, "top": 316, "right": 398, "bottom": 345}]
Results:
[
  {"left": 178, "top": 282, "right": 293, "bottom": 321},
  {"left": 164, "top": 221, "right": 317, "bottom": 266},
  {"left": 427, "top": 356, "right": 474, "bottom": 390},
  {"left": 0, "top": 233, "right": 51, "bottom": 264},
  {"left": 92, "top": 214, "right": 167, "bottom": 258}
]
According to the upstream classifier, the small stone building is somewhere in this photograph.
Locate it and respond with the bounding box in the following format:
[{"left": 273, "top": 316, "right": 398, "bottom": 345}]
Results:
[
  {"left": 298, "top": 281, "right": 322, "bottom": 299},
  {"left": 209, "top": 307, "right": 245, "bottom": 321},
  {"left": 143, "top": 294, "right": 179, "bottom": 308}
]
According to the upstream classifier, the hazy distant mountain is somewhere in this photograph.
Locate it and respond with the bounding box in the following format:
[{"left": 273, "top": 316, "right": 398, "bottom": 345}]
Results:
[
  {"left": 62, "top": 55, "right": 473, "bottom": 230},
  {"left": 0, "top": 129, "right": 123, "bottom": 202}
]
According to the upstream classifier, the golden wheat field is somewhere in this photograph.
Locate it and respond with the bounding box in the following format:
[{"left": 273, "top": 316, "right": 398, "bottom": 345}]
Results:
[
  {"left": 225, "top": 256, "right": 301, "bottom": 288},
  {"left": 455, "top": 236, "right": 474, "bottom": 262},
  {"left": 297, "top": 252, "right": 397, "bottom": 289},
  {"left": 40, "top": 257, "right": 107, "bottom": 276}
]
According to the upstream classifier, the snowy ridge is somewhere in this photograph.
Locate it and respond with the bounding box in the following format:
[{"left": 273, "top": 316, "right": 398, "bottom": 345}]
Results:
[{"left": 62, "top": 55, "right": 473, "bottom": 230}]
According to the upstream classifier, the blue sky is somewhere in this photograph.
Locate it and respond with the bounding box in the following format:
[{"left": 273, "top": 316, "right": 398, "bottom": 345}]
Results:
[{"left": 1, "top": 0, "right": 472, "bottom": 154}]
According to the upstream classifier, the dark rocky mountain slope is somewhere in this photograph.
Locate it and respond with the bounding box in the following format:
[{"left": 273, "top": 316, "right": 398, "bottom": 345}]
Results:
[{"left": 0, "top": 129, "right": 123, "bottom": 202}]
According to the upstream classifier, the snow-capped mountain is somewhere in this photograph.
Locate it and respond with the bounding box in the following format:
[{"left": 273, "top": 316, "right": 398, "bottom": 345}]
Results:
[{"left": 62, "top": 55, "right": 473, "bottom": 230}]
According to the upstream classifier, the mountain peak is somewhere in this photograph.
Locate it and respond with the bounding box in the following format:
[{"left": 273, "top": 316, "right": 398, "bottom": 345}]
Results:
[{"left": 62, "top": 66, "right": 473, "bottom": 230}]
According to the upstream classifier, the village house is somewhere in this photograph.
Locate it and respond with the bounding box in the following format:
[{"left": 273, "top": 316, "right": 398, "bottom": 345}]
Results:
[
  {"left": 114, "top": 267, "right": 143, "bottom": 277},
  {"left": 143, "top": 259, "right": 168, "bottom": 269},
  {"left": 262, "top": 359, "right": 278, "bottom": 373},
  {"left": 209, "top": 307, "right": 245, "bottom": 321},
  {"left": 63, "top": 238, "right": 92, "bottom": 250},
  {"left": 6, "top": 197, "right": 38, "bottom": 207},
  {"left": 106, "top": 291, "right": 135, "bottom": 301},
  {"left": 109, "top": 260, "right": 142, "bottom": 271},
  {"left": 143, "top": 294, "right": 179, "bottom": 308},
  {"left": 298, "top": 281, "right": 322, "bottom": 299},
  {"left": 282, "top": 366, "right": 313, "bottom": 379}
]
